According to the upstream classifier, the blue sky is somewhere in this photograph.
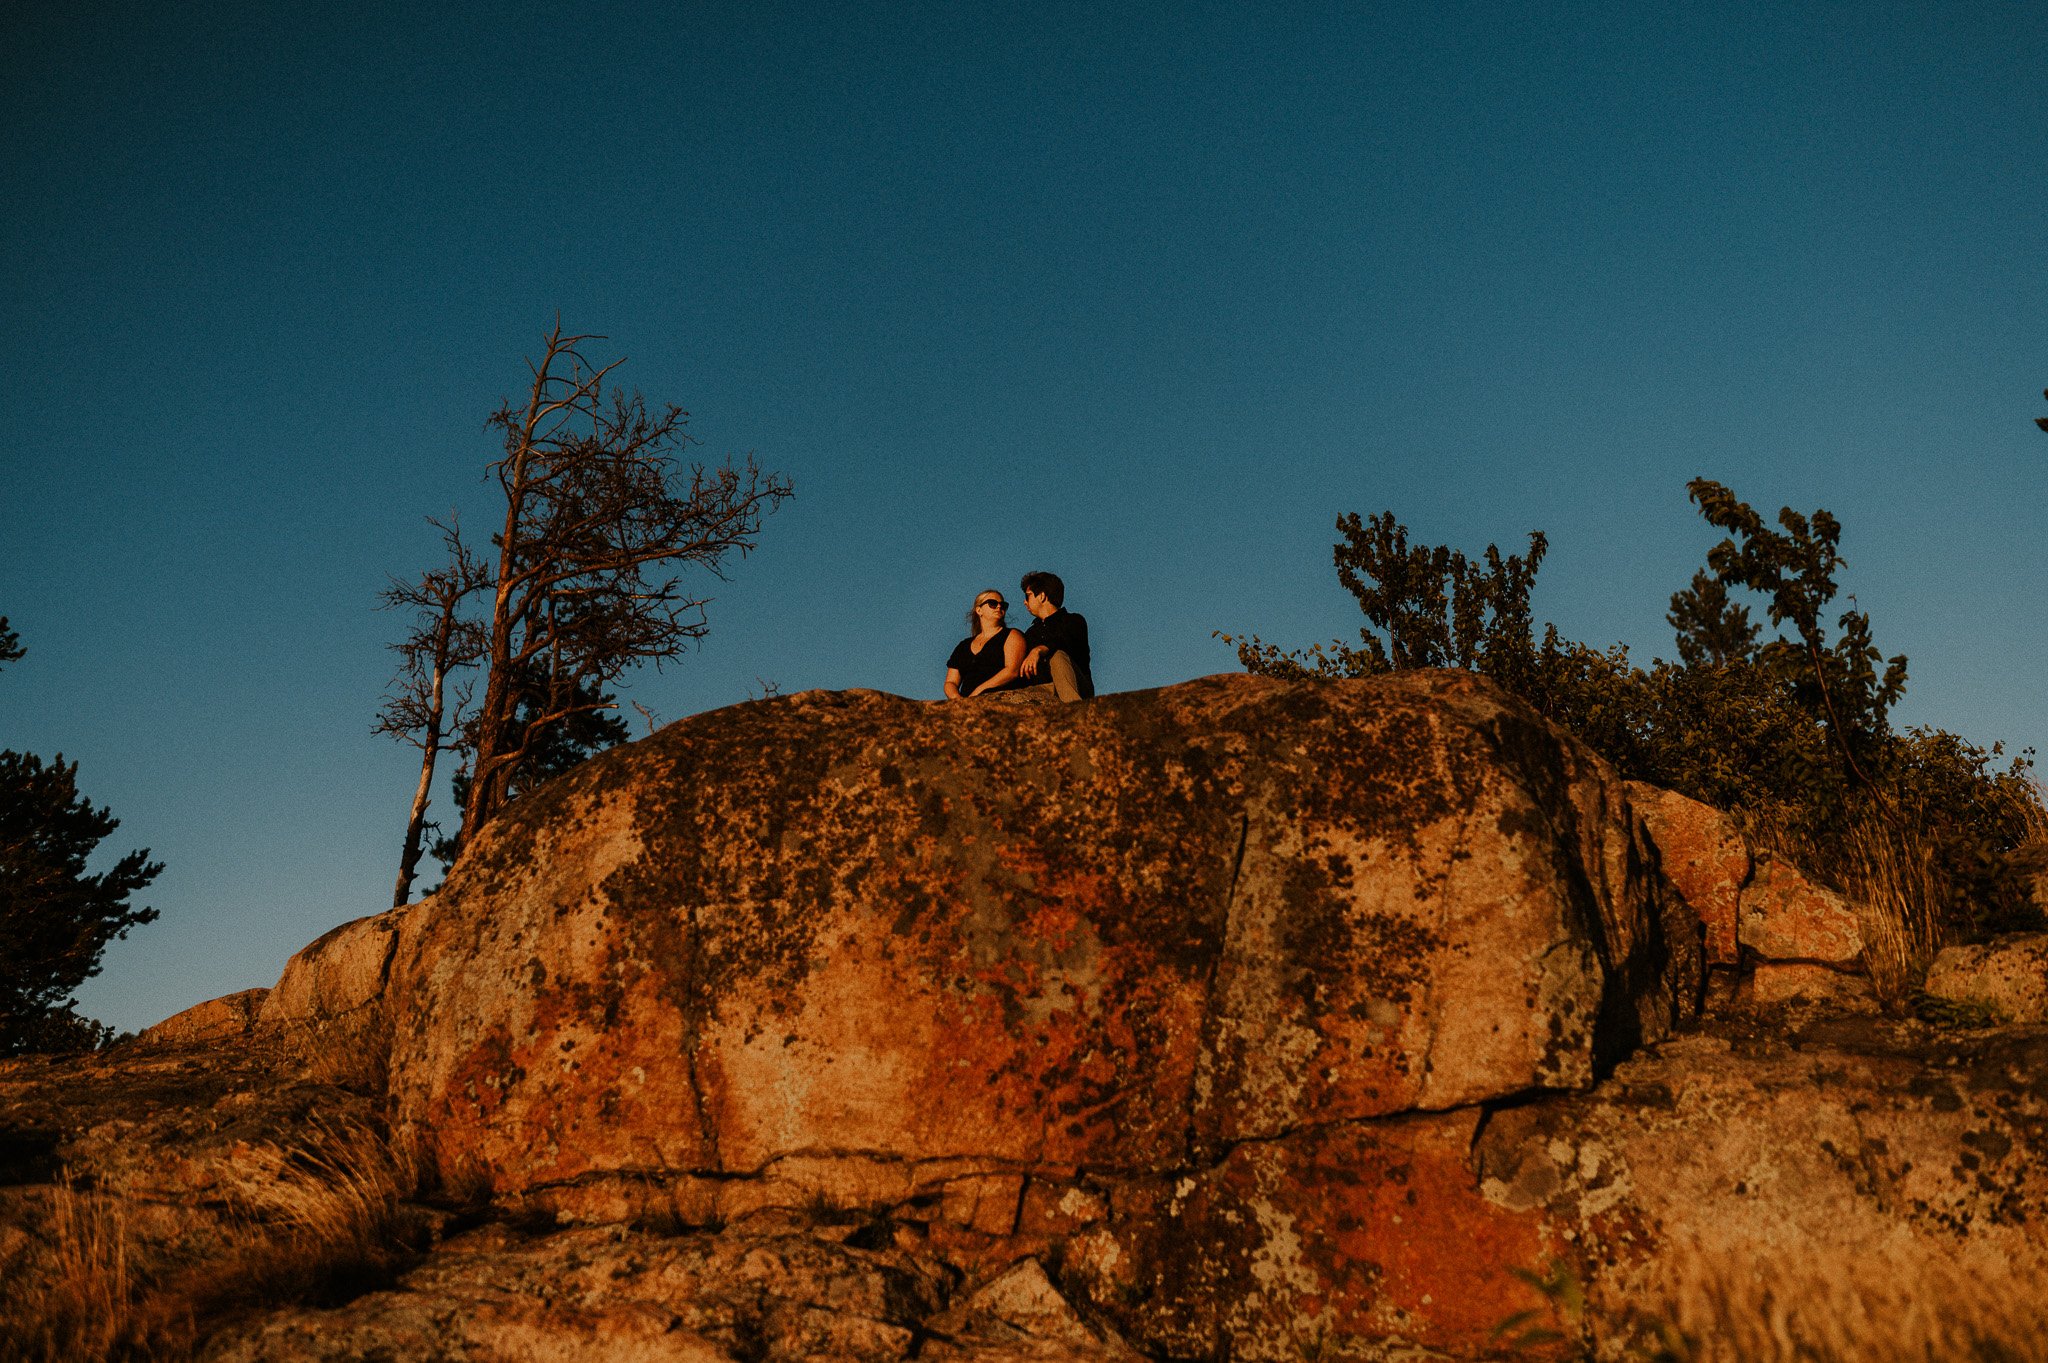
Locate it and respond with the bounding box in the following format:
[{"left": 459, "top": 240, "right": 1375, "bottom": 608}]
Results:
[{"left": 4, "top": 1, "right": 2044, "bottom": 1032}]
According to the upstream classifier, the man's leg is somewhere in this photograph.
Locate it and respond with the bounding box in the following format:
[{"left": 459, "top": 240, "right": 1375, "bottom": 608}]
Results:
[{"left": 1048, "top": 651, "right": 1084, "bottom": 703}]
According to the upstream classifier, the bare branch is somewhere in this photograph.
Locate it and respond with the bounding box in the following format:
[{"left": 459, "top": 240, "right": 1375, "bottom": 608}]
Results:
[{"left": 454, "top": 326, "right": 792, "bottom": 848}]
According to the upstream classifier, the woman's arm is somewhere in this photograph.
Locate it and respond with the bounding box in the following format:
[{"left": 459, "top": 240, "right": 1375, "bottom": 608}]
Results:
[
  {"left": 945, "top": 666, "right": 964, "bottom": 700},
  {"left": 970, "top": 631, "right": 1027, "bottom": 696}
]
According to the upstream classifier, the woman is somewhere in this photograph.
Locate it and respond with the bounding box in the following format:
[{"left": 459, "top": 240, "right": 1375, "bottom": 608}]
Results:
[{"left": 944, "top": 589, "right": 1026, "bottom": 699}]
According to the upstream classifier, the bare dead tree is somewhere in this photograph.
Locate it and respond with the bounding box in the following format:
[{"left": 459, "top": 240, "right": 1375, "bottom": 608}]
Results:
[
  {"left": 375, "top": 518, "right": 489, "bottom": 906},
  {"left": 458, "top": 323, "right": 792, "bottom": 846}
]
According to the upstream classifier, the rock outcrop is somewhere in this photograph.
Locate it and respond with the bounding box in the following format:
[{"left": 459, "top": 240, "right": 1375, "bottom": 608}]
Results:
[
  {"left": 365, "top": 673, "right": 1697, "bottom": 1342},
  {"left": 117, "top": 670, "right": 1699, "bottom": 1354},
  {"left": 11, "top": 672, "right": 2046, "bottom": 1361},
  {"left": 1628, "top": 783, "right": 1874, "bottom": 1009},
  {"left": 1923, "top": 932, "right": 2048, "bottom": 1023},
  {"left": 137, "top": 986, "right": 268, "bottom": 1046}
]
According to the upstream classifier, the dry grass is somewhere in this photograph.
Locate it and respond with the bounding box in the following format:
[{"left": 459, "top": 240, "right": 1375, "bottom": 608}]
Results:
[
  {"left": 0, "top": 1118, "right": 421, "bottom": 1362},
  {"left": 268, "top": 1007, "right": 390, "bottom": 1093},
  {"left": 3, "top": 1183, "right": 138, "bottom": 1362},
  {"left": 1621, "top": 1238, "right": 2048, "bottom": 1363},
  {"left": 1834, "top": 815, "right": 1946, "bottom": 1010},
  {"left": 1743, "top": 801, "right": 1956, "bottom": 1012}
]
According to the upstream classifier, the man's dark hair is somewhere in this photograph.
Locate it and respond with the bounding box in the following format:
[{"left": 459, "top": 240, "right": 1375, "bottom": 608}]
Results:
[{"left": 1020, "top": 571, "right": 1065, "bottom": 608}]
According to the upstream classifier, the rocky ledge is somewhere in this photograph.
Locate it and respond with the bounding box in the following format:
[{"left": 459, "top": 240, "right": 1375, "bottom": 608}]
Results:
[{"left": 5, "top": 673, "right": 2046, "bottom": 1360}]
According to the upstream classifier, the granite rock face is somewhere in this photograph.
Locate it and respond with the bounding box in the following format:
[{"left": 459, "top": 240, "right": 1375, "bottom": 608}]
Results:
[
  {"left": 137, "top": 986, "right": 268, "bottom": 1046},
  {"left": 35, "top": 673, "right": 2044, "bottom": 1360},
  {"left": 382, "top": 673, "right": 1696, "bottom": 1200},
  {"left": 1628, "top": 784, "right": 1750, "bottom": 966},
  {"left": 257, "top": 905, "right": 412, "bottom": 1034},
  {"left": 1475, "top": 1014, "right": 2048, "bottom": 1351}
]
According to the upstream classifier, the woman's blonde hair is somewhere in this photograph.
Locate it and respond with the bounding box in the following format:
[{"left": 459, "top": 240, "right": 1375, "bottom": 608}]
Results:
[{"left": 966, "top": 589, "right": 1007, "bottom": 634}]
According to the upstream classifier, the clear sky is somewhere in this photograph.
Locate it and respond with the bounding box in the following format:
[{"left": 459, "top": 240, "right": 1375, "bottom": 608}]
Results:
[{"left": 4, "top": 1, "right": 2044, "bottom": 1033}]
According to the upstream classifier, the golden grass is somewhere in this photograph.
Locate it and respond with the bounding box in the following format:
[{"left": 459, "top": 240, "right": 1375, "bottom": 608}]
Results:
[
  {"left": 1614, "top": 1237, "right": 2048, "bottom": 1363},
  {"left": 1834, "top": 815, "right": 1946, "bottom": 1011},
  {"left": 0, "top": 1118, "right": 421, "bottom": 1362},
  {"left": 1742, "top": 799, "right": 1971, "bottom": 1012},
  {"left": 268, "top": 1007, "right": 390, "bottom": 1093},
  {"left": 2, "top": 1183, "right": 137, "bottom": 1362}
]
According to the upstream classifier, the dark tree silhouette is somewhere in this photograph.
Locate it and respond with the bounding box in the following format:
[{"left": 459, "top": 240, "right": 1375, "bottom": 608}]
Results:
[
  {"left": 0, "top": 754, "right": 162, "bottom": 1053},
  {"left": 1667, "top": 569, "right": 1761, "bottom": 669},
  {"left": 1686, "top": 478, "right": 1907, "bottom": 818},
  {"left": 453, "top": 323, "right": 791, "bottom": 850},
  {"left": 0, "top": 624, "right": 161, "bottom": 1053}
]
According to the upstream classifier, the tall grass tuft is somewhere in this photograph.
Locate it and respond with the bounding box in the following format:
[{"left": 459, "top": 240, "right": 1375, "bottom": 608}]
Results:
[
  {"left": 2, "top": 1183, "right": 136, "bottom": 1362},
  {"left": 1630, "top": 1237, "right": 2048, "bottom": 1362},
  {"left": 0, "top": 1118, "right": 422, "bottom": 1362},
  {"left": 1836, "top": 814, "right": 1947, "bottom": 1011}
]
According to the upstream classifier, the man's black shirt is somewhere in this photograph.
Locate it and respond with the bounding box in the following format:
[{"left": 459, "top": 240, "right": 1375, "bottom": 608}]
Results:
[{"left": 1023, "top": 609, "right": 1094, "bottom": 697}]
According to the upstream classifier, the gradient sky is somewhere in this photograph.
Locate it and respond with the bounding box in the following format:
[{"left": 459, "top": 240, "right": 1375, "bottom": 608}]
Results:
[{"left": 4, "top": 1, "right": 2044, "bottom": 1033}]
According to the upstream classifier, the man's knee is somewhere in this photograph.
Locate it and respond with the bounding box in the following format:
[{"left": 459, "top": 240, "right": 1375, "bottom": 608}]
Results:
[{"left": 1049, "top": 651, "right": 1083, "bottom": 703}]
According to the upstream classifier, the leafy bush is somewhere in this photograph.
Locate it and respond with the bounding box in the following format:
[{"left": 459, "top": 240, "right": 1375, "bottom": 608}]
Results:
[{"left": 1221, "top": 482, "right": 2044, "bottom": 956}]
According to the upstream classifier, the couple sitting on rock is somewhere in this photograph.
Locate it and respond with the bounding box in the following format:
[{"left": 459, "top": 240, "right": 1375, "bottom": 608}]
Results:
[{"left": 944, "top": 571, "right": 1094, "bottom": 704}]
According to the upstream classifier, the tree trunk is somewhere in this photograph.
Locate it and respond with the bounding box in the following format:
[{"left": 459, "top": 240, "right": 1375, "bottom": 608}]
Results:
[
  {"left": 393, "top": 617, "right": 453, "bottom": 906},
  {"left": 392, "top": 741, "right": 437, "bottom": 907}
]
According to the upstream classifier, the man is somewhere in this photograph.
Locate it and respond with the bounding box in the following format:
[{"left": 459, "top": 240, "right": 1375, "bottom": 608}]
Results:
[{"left": 1017, "top": 571, "right": 1094, "bottom": 702}]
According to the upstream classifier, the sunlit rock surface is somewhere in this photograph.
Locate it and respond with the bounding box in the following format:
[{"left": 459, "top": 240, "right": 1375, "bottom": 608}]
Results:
[
  {"left": 9, "top": 673, "right": 2044, "bottom": 1361},
  {"left": 382, "top": 672, "right": 1696, "bottom": 1203},
  {"left": 1924, "top": 932, "right": 2048, "bottom": 1023}
]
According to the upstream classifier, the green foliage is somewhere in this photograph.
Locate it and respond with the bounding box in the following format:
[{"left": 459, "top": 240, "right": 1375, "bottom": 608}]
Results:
[
  {"left": 1226, "top": 483, "right": 2044, "bottom": 951},
  {"left": 1667, "top": 570, "right": 1758, "bottom": 669},
  {"left": 1686, "top": 478, "right": 1907, "bottom": 804},
  {"left": 0, "top": 617, "right": 22, "bottom": 672},
  {"left": 0, "top": 751, "right": 161, "bottom": 1055},
  {"left": 1219, "top": 511, "right": 1548, "bottom": 689}
]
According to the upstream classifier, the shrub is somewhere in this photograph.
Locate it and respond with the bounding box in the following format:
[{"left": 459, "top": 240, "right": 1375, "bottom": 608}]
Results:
[{"left": 1221, "top": 482, "right": 2045, "bottom": 967}]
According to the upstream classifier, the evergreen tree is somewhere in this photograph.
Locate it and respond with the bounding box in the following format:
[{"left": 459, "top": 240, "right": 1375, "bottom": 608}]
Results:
[{"left": 0, "top": 623, "right": 161, "bottom": 1053}]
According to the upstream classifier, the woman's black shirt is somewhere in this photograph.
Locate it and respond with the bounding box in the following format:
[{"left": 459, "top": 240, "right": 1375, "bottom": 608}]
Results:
[{"left": 947, "top": 628, "right": 1020, "bottom": 696}]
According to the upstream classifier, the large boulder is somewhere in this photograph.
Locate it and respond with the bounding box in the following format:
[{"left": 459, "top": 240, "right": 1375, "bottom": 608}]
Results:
[
  {"left": 365, "top": 672, "right": 1699, "bottom": 1353},
  {"left": 386, "top": 673, "right": 1695, "bottom": 1192}
]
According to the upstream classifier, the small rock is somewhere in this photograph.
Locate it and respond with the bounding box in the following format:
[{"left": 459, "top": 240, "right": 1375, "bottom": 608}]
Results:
[
  {"left": 1740, "top": 859, "right": 1863, "bottom": 967},
  {"left": 923, "top": 1257, "right": 1141, "bottom": 1361},
  {"left": 1922, "top": 933, "right": 2048, "bottom": 1024}
]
